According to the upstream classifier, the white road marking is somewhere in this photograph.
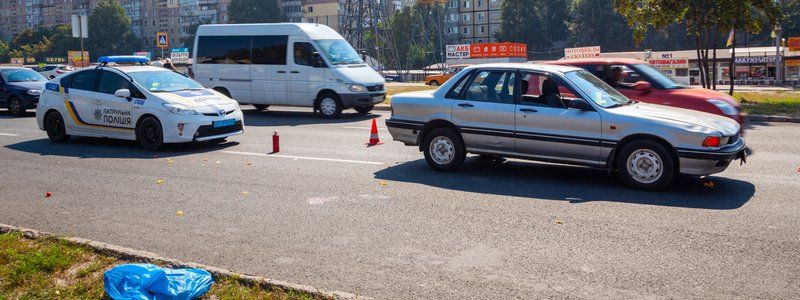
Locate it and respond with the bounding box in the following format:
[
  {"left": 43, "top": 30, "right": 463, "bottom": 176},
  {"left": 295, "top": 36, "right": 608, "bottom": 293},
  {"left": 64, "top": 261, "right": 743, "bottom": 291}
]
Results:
[
  {"left": 343, "top": 126, "right": 388, "bottom": 131},
  {"left": 222, "top": 150, "right": 384, "bottom": 165},
  {"left": 0, "top": 133, "right": 20, "bottom": 137}
]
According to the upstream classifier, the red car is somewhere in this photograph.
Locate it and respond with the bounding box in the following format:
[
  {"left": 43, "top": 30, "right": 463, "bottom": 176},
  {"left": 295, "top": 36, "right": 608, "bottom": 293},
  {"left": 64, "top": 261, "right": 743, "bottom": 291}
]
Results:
[{"left": 546, "top": 58, "right": 744, "bottom": 125}]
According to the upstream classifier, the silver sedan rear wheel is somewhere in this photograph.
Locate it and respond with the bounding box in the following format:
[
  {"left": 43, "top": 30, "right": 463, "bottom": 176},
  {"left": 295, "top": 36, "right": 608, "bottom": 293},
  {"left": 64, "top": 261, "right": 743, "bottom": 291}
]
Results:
[{"left": 429, "top": 136, "right": 455, "bottom": 165}]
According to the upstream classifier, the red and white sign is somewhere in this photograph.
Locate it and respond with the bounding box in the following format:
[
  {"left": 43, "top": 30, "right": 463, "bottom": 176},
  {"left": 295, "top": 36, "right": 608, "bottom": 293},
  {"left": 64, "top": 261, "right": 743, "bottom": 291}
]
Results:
[
  {"left": 469, "top": 42, "right": 527, "bottom": 59},
  {"left": 647, "top": 58, "right": 689, "bottom": 68},
  {"left": 564, "top": 46, "right": 601, "bottom": 59},
  {"left": 446, "top": 44, "right": 471, "bottom": 59}
]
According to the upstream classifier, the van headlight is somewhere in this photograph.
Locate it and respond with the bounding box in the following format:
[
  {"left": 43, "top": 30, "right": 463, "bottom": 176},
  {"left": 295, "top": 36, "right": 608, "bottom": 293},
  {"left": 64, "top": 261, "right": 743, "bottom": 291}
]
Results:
[
  {"left": 27, "top": 89, "right": 42, "bottom": 96},
  {"left": 162, "top": 103, "right": 198, "bottom": 115},
  {"left": 707, "top": 99, "right": 738, "bottom": 115},
  {"left": 347, "top": 84, "right": 368, "bottom": 92}
]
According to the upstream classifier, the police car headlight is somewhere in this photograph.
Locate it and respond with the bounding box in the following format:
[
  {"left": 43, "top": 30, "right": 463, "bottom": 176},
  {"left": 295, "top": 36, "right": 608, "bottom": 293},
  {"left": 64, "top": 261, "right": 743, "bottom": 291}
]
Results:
[
  {"left": 707, "top": 99, "right": 738, "bottom": 115},
  {"left": 27, "top": 89, "right": 42, "bottom": 96},
  {"left": 162, "top": 103, "right": 198, "bottom": 115},
  {"left": 347, "top": 84, "right": 368, "bottom": 92}
]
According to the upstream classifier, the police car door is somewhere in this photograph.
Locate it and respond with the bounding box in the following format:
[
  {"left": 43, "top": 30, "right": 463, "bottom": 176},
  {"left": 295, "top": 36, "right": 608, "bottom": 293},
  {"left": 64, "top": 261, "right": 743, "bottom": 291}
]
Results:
[
  {"left": 92, "top": 70, "right": 137, "bottom": 136},
  {"left": 62, "top": 70, "right": 101, "bottom": 135}
]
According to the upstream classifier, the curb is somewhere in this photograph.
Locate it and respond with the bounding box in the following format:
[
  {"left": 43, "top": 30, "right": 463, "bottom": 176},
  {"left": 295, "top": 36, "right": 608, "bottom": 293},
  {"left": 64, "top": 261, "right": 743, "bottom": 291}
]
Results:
[
  {"left": 0, "top": 224, "right": 370, "bottom": 300},
  {"left": 746, "top": 115, "right": 800, "bottom": 123}
]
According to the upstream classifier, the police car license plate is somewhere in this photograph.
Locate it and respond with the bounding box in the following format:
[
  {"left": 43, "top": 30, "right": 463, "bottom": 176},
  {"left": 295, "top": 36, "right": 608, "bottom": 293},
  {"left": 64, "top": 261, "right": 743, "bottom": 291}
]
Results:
[{"left": 213, "top": 119, "right": 235, "bottom": 128}]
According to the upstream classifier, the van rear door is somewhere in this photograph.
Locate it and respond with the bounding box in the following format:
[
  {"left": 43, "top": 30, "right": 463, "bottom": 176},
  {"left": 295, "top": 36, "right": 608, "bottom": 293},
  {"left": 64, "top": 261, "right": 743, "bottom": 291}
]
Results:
[{"left": 251, "top": 35, "right": 289, "bottom": 105}]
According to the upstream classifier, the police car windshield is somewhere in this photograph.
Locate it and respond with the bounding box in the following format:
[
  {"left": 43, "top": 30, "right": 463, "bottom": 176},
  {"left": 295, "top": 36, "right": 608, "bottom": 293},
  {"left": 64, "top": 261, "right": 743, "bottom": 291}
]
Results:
[
  {"left": 315, "top": 39, "right": 364, "bottom": 65},
  {"left": 128, "top": 70, "right": 204, "bottom": 92},
  {"left": 1, "top": 69, "right": 46, "bottom": 82}
]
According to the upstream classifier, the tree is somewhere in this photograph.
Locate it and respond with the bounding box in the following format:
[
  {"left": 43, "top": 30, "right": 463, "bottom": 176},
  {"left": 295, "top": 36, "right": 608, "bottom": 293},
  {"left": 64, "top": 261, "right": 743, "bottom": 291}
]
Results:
[
  {"left": 780, "top": 0, "right": 800, "bottom": 38},
  {"left": 568, "top": 0, "right": 634, "bottom": 52},
  {"left": 497, "top": 0, "right": 569, "bottom": 59},
  {"left": 180, "top": 19, "right": 212, "bottom": 50},
  {"left": 0, "top": 40, "right": 9, "bottom": 56},
  {"left": 228, "top": 0, "right": 284, "bottom": 24},
  {"left": 614, "top": 0, "right": 779, "bottom": 91},
  {"left": 87, "top": 0, "right": 141, "bottom": 57}
]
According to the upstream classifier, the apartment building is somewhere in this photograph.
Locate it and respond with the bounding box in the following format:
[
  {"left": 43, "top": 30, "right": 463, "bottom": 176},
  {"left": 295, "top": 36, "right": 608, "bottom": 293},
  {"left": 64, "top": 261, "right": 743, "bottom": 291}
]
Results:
[
  {"left": 456, "top": 0, "right": 501, "bottom": 44},
  {"left": 280, "top": 0, "right": 304, "bottom": 22},
  {"left": 0, "top": 1, "right": 27, "bottom": 41},
  {"left": 303, "top": 0, "right": 340, "bottom": 31},
  {"left": 179, "top": 0, "right": 229, "bottom": 45}
]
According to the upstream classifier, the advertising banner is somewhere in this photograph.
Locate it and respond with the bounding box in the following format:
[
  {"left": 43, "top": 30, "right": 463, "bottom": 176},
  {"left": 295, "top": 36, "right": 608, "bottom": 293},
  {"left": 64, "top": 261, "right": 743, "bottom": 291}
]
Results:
[
  {"left": 170, "top": 48, "right": 190, "bottom": 64},
  {"left": 446, "top": 44, "right": 471, "bottom": 59},
  {"left": 647, "top": 58, "right": 689, "bottom": 68},
  {"left": 68, "top": 51, "right": 90, "bottom": 67},
  {"left": 734, "top": 56, "right": 777, "bottom": 64},
  {"left": 564, "top": 46, "right": 601, "bottom": 59},
  {"left": 469, "top": 43, "right": 527, "bottom": 59},
  {"left": 788, "top": 37, "right": 800, "bottom": 52}
]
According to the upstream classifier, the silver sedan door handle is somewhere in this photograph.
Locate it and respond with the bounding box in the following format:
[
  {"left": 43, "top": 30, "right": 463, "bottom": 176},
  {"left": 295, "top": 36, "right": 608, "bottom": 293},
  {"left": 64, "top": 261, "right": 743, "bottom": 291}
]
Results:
[
  {"left": 520, "top": 108, "right": 538, "bottom": 113},
  {"left": 457, "top": 103, "right": 474, "bottom": 108}
]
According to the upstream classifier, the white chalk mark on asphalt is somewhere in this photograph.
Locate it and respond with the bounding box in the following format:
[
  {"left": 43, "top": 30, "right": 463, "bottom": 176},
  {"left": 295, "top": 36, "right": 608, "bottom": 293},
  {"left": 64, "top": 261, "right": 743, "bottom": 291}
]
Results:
[
  {"left": 222, "top": 150, "right": 384, "bottom": 165},
  {"left": 343, "top": 126, "right": 388, "bottom": 131},
  {"left": 0, "top": 133, "right": 20, "bottom": 137}
]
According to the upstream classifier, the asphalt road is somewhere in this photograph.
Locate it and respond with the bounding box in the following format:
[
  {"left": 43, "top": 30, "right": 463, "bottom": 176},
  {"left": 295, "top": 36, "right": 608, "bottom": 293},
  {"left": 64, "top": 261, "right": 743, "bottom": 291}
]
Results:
[{"left": 1, "top": 107, "right": 798, "bottom": 299}]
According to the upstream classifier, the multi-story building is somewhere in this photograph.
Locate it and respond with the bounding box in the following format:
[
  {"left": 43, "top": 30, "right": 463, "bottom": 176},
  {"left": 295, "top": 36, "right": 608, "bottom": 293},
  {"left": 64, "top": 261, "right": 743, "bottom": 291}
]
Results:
[
  {"left": 303, "top": 0, "right": 340, "bottom": 31},
  {"left": 179, "top": 0, "right": 229, "bottom": 47},
  {"left": 140, "top": 0, "right": 182, "bottom": 53},
  {"left": 280, "top": 0, "right": 304, "bottom": 22},
  {"left": 1, "top": 0, "right": 27, "bottom": 41},
  {"left": 457, "top": 0, "right": 501, "bottom": 44}
]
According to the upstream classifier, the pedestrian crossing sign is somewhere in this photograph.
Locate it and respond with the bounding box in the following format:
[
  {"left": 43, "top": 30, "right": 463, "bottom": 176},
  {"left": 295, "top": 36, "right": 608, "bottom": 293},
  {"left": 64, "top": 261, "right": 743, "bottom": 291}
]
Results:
[{"left": 157, "top": 32, "right": 169, "bottom": 49}]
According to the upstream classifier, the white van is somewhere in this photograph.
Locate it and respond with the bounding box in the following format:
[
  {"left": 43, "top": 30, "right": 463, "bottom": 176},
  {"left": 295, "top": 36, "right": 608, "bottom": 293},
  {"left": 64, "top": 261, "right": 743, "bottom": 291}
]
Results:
[{"left": 192, "top": 23, "right": 386, "bottom": 118}]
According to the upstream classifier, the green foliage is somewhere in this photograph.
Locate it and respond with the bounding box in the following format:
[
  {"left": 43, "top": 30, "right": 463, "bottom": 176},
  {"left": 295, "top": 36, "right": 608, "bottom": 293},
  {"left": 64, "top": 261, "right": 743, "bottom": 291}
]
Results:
[
  {"left": 87, "top": 0, "right": 142, "bottom": 57},
  {"left": 568, "top": 0, "right": 634, "bottom": 52},
  {"left": 496, "top": 0, "right": 568, "bottom": 54},
  {"left": 228, "top": 0, "right": 284, "bottom": 24},
  {"left": 387, "top": 4, "right": 446, "bottom": 69},
  {"left": 780, "top": 0, "right": 800, "bottom": 38},
  {"left": 180, "top": 19, "right": 213, "bottom": 50}
]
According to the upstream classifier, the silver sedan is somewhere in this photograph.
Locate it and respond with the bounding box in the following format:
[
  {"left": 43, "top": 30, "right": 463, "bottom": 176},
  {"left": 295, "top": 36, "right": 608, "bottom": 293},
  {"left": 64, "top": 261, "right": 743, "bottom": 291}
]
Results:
[{"left": 386, "top": 63, "right": 746, "bottom": 190}]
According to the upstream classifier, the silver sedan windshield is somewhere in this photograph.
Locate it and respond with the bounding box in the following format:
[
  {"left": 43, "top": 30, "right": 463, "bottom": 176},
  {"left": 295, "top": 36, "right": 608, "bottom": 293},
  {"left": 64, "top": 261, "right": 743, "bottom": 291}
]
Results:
[{"left": 564, "top": 70, "right": 632, "bottom": 108}]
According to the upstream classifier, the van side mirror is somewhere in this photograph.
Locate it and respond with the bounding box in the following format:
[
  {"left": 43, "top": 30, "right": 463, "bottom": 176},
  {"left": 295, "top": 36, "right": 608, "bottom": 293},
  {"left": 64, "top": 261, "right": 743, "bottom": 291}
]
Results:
[
  {"left": 114, "top": 89, "right": 131, "bottom": 100},
  {"left": 567, "top": 99, "right": 592, "bottom": 111}
]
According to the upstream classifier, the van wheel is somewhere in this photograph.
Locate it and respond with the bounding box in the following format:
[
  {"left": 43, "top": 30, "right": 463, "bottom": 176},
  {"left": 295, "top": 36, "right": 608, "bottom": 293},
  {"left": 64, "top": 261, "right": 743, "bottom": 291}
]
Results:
[
  {"left": 617, "top": 140, "right": 675, "bottom": 190},
  {"left": 253, "top": 104, "right": 269, "bottom": 111},
  {"left": 44, "top": 111, "right": 70, "bottom": 143},
  {"left": 137, "top": 116, "right": 164, "bottom": 151},
  {"left": 354, "top": 105, "right": 374, "bottom": 114},
  {"left": 317, "top": 92, "right": 342, "bottom": 118},
  {"left": 429, "top": 81, "right": 440, "bottom": 87},
  {"left": 8, "top": 96, "right": 25, "bottom": 116},
  {"left": 423, "top": 128, "right": 465, "bottom": 172}
]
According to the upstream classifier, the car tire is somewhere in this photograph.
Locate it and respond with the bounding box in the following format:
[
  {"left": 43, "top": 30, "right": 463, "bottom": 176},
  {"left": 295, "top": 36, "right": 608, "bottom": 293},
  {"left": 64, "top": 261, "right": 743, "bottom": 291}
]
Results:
[
  {"left": 423, "top": 128, "right": 465, "bottom": 172},
  {"left": 44, "top": 111, "right": 70, "bottom": 143},
  {"left": 354, "top": 105, "right": 374, "bottom": 114},
  {"left": 429, "top": 81, "right": 440, "bottom": 87},
  {"left": 8, "top": 96, "right": 25, "bottom": 116},
  {"left": 253, "top": 104, "right": 269, "bottom": 111},
  {"left": 317, "top": 92, "right": 342, "bottom": 118},
  {"left": 617, "top": 140, "right": 675, "bottom": 190},
  {"left": 137, "top": 116, "right": 164, "bottom": 151}
]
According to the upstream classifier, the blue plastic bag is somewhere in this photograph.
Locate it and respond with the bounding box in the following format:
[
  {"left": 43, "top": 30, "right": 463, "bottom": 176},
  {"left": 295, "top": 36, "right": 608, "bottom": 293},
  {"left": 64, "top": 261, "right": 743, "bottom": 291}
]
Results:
[{"left": 104, "top": 264, "right": 214, "bottom": 300}]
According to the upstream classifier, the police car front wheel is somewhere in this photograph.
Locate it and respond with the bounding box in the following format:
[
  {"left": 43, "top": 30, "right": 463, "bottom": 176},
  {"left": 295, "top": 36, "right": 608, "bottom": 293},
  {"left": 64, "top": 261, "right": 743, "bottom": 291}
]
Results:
[
  {"left": 44, "top": 111, "right": 70, "bottom": 143},
  {"left": 137, "top": 116, "right": 164, "bottom": 151}
]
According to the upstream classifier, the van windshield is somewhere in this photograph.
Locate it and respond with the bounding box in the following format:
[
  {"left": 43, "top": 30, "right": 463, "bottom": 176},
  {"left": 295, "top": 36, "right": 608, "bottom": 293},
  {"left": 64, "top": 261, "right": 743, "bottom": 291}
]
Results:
[{"left": 315, "top": 39, "right": 364, "bottom": 65}]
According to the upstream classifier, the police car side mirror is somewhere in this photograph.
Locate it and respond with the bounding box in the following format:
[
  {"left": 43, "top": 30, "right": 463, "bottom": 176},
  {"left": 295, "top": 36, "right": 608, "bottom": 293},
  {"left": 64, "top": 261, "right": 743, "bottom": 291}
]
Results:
[{"left": 114, "top": 89, "right": 132, "bottom": 100}]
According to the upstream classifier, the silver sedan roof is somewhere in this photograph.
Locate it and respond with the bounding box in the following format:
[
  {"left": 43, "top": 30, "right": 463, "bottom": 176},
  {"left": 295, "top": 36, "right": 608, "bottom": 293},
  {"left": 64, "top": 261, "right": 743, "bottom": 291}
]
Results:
[{"left": 463, "top": 63, "right": 583, "bottom": 75}]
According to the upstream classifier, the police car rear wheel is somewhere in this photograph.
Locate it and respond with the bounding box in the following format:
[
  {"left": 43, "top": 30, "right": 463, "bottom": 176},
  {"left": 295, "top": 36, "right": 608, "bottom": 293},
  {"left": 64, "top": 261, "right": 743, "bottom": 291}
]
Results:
[
  {"left": 137, "top": 117, "right": 164, "bottom": 151},
  {"left": 44, "top": 111, "right": 70, "bottom": 143},
  {"left": 8, "top": 96, "right": 24, "bottom": 116}
]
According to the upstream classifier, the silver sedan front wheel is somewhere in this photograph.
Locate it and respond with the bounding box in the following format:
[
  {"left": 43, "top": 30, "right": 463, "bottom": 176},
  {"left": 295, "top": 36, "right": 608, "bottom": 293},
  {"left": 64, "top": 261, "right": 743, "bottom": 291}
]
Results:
[{"left": 626, "top": 149, "right": 663, "bottom": 184}]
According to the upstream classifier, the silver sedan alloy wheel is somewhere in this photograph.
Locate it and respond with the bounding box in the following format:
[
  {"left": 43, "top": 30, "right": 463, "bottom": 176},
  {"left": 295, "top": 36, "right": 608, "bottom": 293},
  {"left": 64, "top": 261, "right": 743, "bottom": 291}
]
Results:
[{"left": 626, "top": 149, "right": 663, "bottom": 184}]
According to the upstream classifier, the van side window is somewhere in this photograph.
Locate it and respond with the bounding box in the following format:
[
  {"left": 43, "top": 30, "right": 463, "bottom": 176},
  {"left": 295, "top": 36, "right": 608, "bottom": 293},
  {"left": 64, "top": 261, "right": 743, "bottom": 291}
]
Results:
[
  {"left": 196, "top": 36, "right": 252, "bottom": 64},
  {"left": 69, "top": 70, "right": 98, "bottom": 91},
  {"left": 252, "top": 35, "right": 288, "bottom": 65},
  {"left": 293, "top": 42, "right": 315, "bottom": 66}
]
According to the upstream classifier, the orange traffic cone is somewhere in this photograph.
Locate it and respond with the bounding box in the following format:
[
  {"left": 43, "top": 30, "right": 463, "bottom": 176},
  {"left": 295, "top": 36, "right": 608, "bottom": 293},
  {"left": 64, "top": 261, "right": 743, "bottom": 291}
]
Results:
[{"left": 367, "top": 119, "right": 383, "bottom": 146}]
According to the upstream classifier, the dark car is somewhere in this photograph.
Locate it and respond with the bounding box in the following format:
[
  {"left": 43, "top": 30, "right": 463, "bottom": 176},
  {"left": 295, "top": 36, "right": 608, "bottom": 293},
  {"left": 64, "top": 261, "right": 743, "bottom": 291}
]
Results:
[{"left": 0, "top": 67, "right": 47, "bottom": 116}]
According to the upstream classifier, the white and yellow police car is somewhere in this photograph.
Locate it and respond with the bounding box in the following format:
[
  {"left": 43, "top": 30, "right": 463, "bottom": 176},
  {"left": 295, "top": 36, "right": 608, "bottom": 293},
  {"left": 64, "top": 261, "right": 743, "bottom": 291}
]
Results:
[{"left": 36, "top": 56, "right": 244, "bottom": 150}]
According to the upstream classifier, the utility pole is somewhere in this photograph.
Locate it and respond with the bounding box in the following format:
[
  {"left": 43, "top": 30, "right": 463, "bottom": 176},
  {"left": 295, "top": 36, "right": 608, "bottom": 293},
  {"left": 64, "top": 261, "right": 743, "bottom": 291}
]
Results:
[
  {"left": 71, "top": 14, "right": 88, "bottom": 68},
  {"left": 775, "top": 24, "right": 784, "bottom": 85}
]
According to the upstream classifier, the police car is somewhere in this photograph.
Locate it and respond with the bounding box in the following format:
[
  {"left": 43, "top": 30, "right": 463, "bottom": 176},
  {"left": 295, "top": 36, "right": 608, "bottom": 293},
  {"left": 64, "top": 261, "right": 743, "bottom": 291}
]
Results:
[{"left": 36, "top": 56, "right": 244, "bottom": 150}]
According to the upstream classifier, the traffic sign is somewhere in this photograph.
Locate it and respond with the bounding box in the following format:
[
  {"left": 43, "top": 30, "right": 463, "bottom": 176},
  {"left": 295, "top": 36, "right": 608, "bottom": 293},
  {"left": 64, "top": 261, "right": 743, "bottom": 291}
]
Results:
[
  {"left": 157, "top": 32, "right": 169, "bottom": 49},
  {"left": 170, "top": 48, "right": 190, "bottom": 64}
]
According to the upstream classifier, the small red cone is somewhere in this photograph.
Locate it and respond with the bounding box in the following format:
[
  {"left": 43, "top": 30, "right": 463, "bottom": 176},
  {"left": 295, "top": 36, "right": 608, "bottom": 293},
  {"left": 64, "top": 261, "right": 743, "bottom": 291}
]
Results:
[{"left": 367, "top": 119, "right": 383, "bottom": 146}]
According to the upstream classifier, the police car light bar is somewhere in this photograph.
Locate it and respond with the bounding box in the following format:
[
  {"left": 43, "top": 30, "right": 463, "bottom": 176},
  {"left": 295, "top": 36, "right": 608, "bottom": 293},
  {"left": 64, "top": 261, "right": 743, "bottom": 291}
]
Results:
[{"left": 98, "top": 56, "right": 149, "bottom": 65}]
